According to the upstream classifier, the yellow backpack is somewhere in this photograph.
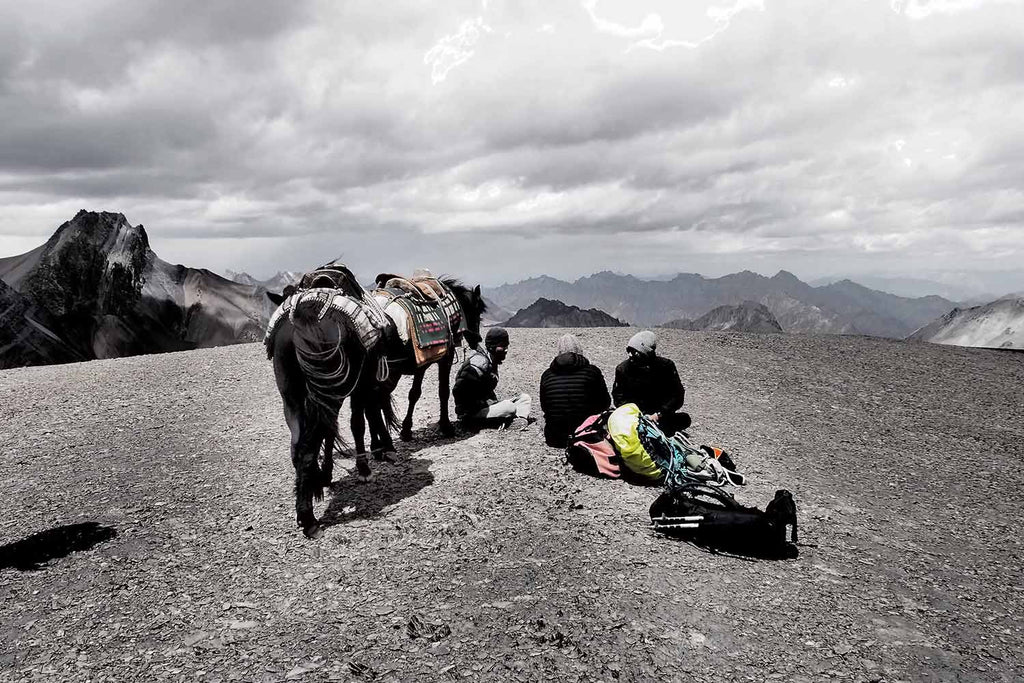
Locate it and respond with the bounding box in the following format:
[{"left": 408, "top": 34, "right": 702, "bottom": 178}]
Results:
[{"left": 606, "top": 403, "right": 663, "bottom": 482}]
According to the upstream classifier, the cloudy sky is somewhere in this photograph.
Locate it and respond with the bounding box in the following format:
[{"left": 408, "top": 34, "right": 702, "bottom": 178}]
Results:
[{"left": 1, "top": 0, "right": 1023, "bottom": 289}]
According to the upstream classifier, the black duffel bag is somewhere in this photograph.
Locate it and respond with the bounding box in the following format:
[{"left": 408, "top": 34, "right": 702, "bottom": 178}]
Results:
[{"left": 649, "top": 483, "right": 799, "bottom": 559}]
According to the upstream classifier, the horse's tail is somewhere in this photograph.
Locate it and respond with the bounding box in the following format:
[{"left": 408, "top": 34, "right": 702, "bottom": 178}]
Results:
[
  {"left": 380, "top": 391, "right": 400, "bottom": 435},
  {"left": 290, "top": 301, "right": 367, "bottom": 456}
]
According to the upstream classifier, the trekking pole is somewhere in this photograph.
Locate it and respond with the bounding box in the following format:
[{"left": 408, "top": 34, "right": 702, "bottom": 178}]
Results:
[
  {"left": 652, "top": 522, "right": 701, "bottom": 530},
  {"left": 651, "top": 514, "right": 704, "bottom": 530}
]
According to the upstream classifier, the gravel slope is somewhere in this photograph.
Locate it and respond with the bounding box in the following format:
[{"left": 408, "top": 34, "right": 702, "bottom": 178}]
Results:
[{"left": 1, "top": 330, "right": 1022, "bottom": 682}]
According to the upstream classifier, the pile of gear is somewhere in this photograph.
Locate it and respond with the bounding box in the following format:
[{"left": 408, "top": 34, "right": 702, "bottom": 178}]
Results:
[{"left": 566, "top": 400, "right": 799, "bottom": 559}]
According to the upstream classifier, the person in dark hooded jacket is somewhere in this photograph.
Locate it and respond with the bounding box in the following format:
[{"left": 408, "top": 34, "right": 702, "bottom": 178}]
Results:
[
  {"left": 539, "top": 334, "right": 611, "bottom": 447},
  {"left": 612, "top": 330, "right": 691, "bottom": 436}
]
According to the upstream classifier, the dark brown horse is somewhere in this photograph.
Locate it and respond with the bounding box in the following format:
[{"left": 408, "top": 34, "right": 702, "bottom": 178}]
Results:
[
  {"left": 265, "top": 264, "right": 398, "bottom": 538},
  {"left": 370, "top": 274, "right": 487, "bottom": 443}
]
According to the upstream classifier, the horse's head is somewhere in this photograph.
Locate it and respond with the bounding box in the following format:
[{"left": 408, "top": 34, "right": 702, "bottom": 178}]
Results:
[
  {"left": 442, "top": 279, "right": 487, "bottom": 348},
  {"left": 266, "top": 284, "right": 297, "bottom": 307}
]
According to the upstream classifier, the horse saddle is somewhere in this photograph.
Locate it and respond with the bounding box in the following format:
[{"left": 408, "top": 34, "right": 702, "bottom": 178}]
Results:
[
  {"left": 298, "top": 266, "right": 359, "bottom": 292},
  {"left": 374, "top": 270, "right": 446, "bottom": 302}
]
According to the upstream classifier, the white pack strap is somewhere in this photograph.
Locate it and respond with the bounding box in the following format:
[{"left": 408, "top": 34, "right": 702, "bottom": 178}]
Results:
[{"left": 265, "top": 288, "right": 387, "bottom": 352}]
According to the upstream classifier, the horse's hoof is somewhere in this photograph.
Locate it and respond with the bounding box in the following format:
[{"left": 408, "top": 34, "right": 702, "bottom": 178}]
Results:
[
  {"left": 303, "top": 524, "right": 324, "bottom": 540},
  {"left": 373, "top": 449, "right": 397, "bottom": 464},
  {"left": 438, "top": 422, "right": 455, "bottom": 437},
  {"left": 356, "top": 472, "right": 376, "bottom": 484},
  {"left": 399, "top": 430, "right": 413, "bottom": 442}
]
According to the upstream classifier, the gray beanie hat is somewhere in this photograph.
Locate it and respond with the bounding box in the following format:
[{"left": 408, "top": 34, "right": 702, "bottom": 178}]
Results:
[
  {"left": 627, "top": 330, "right": 657, "bottom": 355},
  {"left": 556, "top": 333, "right": 582, "bottom": 356}
]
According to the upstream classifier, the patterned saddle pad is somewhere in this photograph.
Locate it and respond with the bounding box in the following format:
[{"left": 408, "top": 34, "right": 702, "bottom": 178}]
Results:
[{"left": 377, "top": 279, "right": 466, "bottom": 366}]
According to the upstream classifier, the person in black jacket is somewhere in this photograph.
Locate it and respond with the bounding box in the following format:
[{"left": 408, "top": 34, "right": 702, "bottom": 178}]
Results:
[
  {"left": 539, "top": 334, "right": 611, "bottom": 447},
  {"left": 453, "top": 327, "right": 531, "bottom": 428},
  {"left": 612, "top": 330, "right": 691, "bottom": 436}
]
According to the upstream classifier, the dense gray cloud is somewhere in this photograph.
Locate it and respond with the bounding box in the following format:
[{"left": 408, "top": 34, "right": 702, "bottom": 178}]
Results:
[{"left": 1, "top": 0, "right": 1023, "bottom": 291}]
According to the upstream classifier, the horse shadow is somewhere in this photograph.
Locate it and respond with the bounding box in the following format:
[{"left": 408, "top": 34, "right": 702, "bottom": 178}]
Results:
[
  {"left": 320, "top": 453, "right": 435, "bottom": 528},
  {"left": 318, "top": 420, "right": 482, "bottom": 528},
  {"left": 399, "top": 422, "right": 480, "bottom": 450},
  {"left": 0, "top": 522, "right": 117, "bottom": 571}
]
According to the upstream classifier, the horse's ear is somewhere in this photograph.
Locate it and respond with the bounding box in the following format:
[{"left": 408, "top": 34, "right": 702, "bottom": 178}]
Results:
[
  {"left": 473, "top": 285, "right": 481, "bottom": 298},
  {"left": 267, "top": 291, "right": 285, "bottom": 306}
]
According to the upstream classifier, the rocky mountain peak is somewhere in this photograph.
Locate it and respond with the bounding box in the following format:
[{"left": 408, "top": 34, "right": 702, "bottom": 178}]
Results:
[
  {"left": 505, "top": 297, "right": 628, "bottom": 328},
  {"left": 909, "top": 297, "right": 1024, "bottom": 349},
  {"left": 660, "top": 300, "right": 783, "bottom": 333},
  {"left": 771, "top": 270, "right": 803, "bottom": 286},
  {"left": 54, "top": 210, "right": 151, "bottom": 255},
  {"left": 22, "top": 211, "right": 151, "bottom": 329}
]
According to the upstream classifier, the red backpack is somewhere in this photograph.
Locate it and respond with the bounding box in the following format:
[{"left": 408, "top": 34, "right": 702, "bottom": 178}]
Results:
[{"left": 565, "top": 411, "right": 621, "bottom": 478}]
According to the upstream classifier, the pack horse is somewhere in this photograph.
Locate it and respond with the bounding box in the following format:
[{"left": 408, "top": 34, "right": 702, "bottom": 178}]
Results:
[
  {"left": 264, "top": 263, "right": 486, "bottom": 538},
  {"left": 370, "top": 270, "right": 486, "bottom": 442}
]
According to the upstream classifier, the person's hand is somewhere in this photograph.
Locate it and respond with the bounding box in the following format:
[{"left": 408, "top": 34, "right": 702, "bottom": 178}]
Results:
[{"left": 646, "top": 413, "right": 660, "bottom": 423}]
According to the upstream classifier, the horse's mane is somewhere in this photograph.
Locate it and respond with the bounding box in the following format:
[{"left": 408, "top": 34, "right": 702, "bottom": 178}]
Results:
[{"left": 440, "top": 277, "right": 486, "bottom": 314}]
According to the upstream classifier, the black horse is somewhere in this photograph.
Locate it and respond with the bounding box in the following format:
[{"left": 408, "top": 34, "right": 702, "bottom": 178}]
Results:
[
  {"left": 370, "top": 274, "right": 487, "bottom": 443},
  {"left": 266, "top": 264, "right": 399, "bottom": 538}
]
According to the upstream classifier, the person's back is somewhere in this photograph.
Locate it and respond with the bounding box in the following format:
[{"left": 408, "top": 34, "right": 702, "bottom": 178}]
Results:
[
  {"left": 612, "top": 330, "right": 689, "bottom": 435},
  {"left": 539, "top": 336, "right": 610, "bottom": 447},
  {"left": 453, "top": 347, "right": 497, "bottom": 419},
  {"left": 612, "top": 354, "right": 683, "bottom": 415}
]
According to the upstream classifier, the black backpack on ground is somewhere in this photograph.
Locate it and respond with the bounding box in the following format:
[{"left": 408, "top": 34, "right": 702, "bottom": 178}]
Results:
[{"left": 649, "top": 483, "right": 799, "bottom": 559}]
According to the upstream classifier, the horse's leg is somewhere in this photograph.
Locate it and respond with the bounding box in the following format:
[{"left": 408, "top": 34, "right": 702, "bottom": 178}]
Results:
[
  {"left": 368, "top": 399, "right": 382, "bottom": 453},
  {"left": 320, "top": 404, "right": 340, "bottom": 488},
  {"left": 350, "top": 393, "right": 367, "bottom": 456},
  {"left": 286, "top": 402, "right": 323, "bottom": 539},
  {"left": 349, "top": 393, "right": 373, "bottom": 482},
  {"left": 400, "top": 368, "right": 426, "bottom": 441},
  {"left": 437, "top": 353, "right": 455, "bottom": 436},
  {"left": 368, "top": 392, "right": 396, "bottom": 459}
]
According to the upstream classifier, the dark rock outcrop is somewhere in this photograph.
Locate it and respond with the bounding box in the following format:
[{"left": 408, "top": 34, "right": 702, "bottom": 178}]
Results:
[
  {"left": 661, "top": 301, "right": 783, "bottom": 333},
  {"left": 0, "top": 279, "right": 83, "bottom": 369},
  {"left": 504, "top": 298, "right": 627, "bottom": 328}
]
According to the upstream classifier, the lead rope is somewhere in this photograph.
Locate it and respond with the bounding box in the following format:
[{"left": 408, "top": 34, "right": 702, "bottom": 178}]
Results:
[{"left": 361, "top": 289, "right": 394, "bottom": 384}]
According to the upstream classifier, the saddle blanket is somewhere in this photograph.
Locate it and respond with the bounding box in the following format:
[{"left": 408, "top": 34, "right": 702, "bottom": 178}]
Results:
[{"left": 378, "top": 280, "right": 465, "bottom": 367}]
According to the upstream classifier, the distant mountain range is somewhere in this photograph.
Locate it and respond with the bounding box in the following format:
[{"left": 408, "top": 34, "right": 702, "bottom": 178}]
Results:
[
  {"left": 503, "top": 298, "right": 627, "bottom": 328},
  {"left": 907, "top": 297, "right": 1024, "bottom": 350},
  {"left": 225, "top": 269, "right": 301, "bottom": 293},
  {"left": 485, "top": 270, "right": 957, "bottom": 338},
  {"left": 481, "top": 297, "right": 513, "bottom": 326},
  {"left": 661, "top": 301, "right": 783, "bottom": 334},
  {"left": 4, "top": 212, "right": 1016, "bottom": 368},
  {"left": 0, "top": 211, "right": 275, "bottom": 367}
]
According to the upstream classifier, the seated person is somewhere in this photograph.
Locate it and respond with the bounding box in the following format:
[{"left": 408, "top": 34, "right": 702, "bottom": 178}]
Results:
[
  {"left": 453, "top": 327, "right": 531, "bottom": 428},
  {"left": 539, "top": 334, "right": 611, "bottom": 448},
  {"left": 612, "top": 330, "right": 691, "bottom": 436}
]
